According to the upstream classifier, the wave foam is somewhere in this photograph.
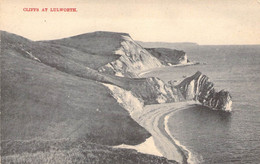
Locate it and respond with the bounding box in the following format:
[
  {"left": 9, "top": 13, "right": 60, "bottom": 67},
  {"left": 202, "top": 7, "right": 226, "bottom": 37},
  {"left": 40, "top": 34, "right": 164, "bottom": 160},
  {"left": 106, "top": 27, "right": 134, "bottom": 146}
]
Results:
[{"left": 165, "top": 112, "right": 202, "bottom": 164}]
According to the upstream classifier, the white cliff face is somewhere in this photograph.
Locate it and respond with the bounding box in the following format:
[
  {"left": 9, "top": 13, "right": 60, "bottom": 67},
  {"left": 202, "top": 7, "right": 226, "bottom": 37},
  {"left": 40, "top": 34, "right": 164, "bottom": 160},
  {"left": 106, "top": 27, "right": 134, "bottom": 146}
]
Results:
[
  {"left": 179, "top": 54, "right": 188, "bottom": 64},
  {"left": 186, "top": 80, "right": 195, "bottom": 100},
  {"left": 153, "top": 77, "right": 176, "bottom": 104},
  {"left": 177, "top": 71, "right": 232, "bottom": 111},
  {"left": 125, "top": 77, "right": 180, "bottom": 105},
  {"left": 99, "top": 35, "right": 162, "bottom": 77},
  {"left": 224, "top": 99, "right": 232, "bottom": 112},
  {"left": 102, "top": 83, "right": 144, "bottom": 116}
]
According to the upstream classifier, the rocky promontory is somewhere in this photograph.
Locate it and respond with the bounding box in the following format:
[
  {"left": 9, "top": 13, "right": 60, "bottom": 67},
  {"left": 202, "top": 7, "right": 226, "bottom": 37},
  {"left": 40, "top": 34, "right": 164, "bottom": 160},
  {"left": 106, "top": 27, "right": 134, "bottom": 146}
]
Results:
[
  {"left": 145, "top": 48, "right": 188, "bottom": 65},
  {"left": 177, "top": 71, "right": 232, "bottom": 111}
]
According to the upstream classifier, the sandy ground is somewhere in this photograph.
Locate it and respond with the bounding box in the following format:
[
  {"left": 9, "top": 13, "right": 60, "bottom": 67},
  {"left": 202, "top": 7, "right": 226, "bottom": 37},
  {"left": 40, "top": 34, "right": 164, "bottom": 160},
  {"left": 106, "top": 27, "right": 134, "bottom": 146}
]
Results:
[
  {"left": 108, "top": 67, "right": 200, "bottom": 163},
  {"left": 133, "top": 102, "right": 197, "bottom": 164},
  {"left": 114, "top": 137, "right": 163, "bottom": 157},
  {"left": 115, "top": 101, "right": 198, "bottom": 164}
]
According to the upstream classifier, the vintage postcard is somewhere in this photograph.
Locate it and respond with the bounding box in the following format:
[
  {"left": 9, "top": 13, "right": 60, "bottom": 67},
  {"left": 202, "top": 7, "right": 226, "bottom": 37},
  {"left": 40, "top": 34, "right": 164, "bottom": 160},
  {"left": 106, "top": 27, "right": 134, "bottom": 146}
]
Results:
[{"left": 1, "top": 0, "right": 260, "bottom": 163}]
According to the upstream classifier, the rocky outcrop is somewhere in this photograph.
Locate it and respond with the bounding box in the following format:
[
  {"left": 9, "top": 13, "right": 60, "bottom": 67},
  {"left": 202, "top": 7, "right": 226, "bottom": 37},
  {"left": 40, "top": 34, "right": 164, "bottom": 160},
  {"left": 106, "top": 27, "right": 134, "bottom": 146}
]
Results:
[
  {"left": 98, "top": 35, "right": 162, "bottom": 77},
  {"left": 176, "top": 71, "right": 232, "bottom": 111},
  {"left": 123, "top": 71, "right": 232, "bottom": 111},
  {"left": 126, "top": 77, "right": 183, "bottom": 105},
  {"left": 145, "top": 48, "right": 188, "bottom": 65}
]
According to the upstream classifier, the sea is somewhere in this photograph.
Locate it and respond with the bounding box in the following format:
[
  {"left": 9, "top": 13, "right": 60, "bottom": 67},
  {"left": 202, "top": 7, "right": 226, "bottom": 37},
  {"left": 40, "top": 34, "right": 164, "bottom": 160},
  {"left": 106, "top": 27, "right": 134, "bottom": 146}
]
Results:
[{"left": 142, "top": 45, "right": 260, "bottom": 164}]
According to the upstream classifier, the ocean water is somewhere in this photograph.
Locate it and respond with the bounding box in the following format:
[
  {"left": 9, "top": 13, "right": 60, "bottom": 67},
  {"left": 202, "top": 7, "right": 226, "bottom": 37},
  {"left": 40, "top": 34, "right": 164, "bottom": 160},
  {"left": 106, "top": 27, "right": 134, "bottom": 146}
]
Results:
[{"left": 143, "top": 45, "right": 260, "bottom": 163}]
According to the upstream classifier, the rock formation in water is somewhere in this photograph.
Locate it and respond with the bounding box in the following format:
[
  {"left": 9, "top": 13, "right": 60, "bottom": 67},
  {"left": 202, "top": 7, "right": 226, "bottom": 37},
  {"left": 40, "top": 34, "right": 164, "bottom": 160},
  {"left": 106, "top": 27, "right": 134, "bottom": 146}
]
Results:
[
  {"left": 113, "top": 71, "right": 232, "bottom": 111},
  {"left": 145, "top": 48, "right": 188, "bottom": 65},
  {"left": 176, "top": 71, "right": 232, "bottom": 111}
]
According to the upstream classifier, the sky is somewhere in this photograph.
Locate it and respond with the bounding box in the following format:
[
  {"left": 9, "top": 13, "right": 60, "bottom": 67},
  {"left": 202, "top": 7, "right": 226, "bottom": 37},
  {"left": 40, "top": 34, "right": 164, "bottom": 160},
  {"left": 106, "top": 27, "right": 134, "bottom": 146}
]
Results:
[{"left": 1, "top": 0, "right": 260, "bottom": 45}]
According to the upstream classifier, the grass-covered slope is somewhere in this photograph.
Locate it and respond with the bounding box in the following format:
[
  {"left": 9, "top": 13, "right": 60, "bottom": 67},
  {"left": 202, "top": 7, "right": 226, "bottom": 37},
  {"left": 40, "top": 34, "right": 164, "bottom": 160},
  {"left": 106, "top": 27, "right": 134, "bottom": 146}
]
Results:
[
  {"left": 47, "top": 31, "right": 127, "bottom": 56},
  {"left": 1, "top": 31, "right": 150, "bottom": 145},
  {"left": 47, "top": 31, "right": 162, "bottom": 77},
  {"left": 2, "top": 139, "right": 177, "bottom": 164},
  {"left": 2, "top": 31, "right": 119, "bottom": 70}
]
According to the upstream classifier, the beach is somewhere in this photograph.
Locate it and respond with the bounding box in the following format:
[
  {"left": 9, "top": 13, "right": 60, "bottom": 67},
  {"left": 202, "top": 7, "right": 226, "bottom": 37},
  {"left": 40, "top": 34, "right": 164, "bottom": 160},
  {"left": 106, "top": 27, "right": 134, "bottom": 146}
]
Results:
[
  {"left": 109, "top": 65, "right": 201, "bottom": 164},
  {"left": 113, "top": 99, "right": 199, "bottom": 164}
]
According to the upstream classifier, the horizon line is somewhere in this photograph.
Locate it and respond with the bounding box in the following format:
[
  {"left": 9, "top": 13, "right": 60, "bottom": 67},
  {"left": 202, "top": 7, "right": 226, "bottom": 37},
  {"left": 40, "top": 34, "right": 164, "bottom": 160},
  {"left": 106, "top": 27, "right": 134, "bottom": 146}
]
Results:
[{"left": 1, "top": 30, "right": 260, "bottom": 46}]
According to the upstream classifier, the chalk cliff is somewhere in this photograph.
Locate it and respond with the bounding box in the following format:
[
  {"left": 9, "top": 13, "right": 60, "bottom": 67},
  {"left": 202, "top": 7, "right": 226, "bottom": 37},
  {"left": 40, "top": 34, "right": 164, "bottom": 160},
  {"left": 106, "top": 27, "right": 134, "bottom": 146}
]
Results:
[
  {"left": 177, "top": 71, "right": 232, "bottom": 111},
  {"left": 48, "top": 31, "right": 162, "bottom": 77},
  {"left": 108, "top": 71, "right": 232, "bottom": 111},
  {"left": 145, "top": 48, "right": 188, "bottom": 65},
  {"left": 98, "top": 34, "right": 162, "bottom": 77},
  {"left": 125, "top": 77, "right": 182, "bottom": 105},
  {"left": 1, "top": 30, "right": 232, "bottom": 164}
]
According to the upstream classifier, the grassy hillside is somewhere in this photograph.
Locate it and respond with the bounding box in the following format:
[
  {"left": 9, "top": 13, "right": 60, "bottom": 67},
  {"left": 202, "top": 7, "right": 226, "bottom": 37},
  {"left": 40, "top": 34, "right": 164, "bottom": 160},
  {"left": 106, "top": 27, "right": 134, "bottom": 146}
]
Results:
[
  {"left": 1, "top": 31, "right": 150, "bottom": 145},
  {"left": 1, "top": 31, "right": 183, "bottom": 163},
  {"left": 2, "top": 31, "right": 119, "bottom": 70},
  {"left": 2, "top": 139, "right": 176, "bottom": 164},
  {"left": 46, "top": 31, "right": 128, "bottom": 56}
]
